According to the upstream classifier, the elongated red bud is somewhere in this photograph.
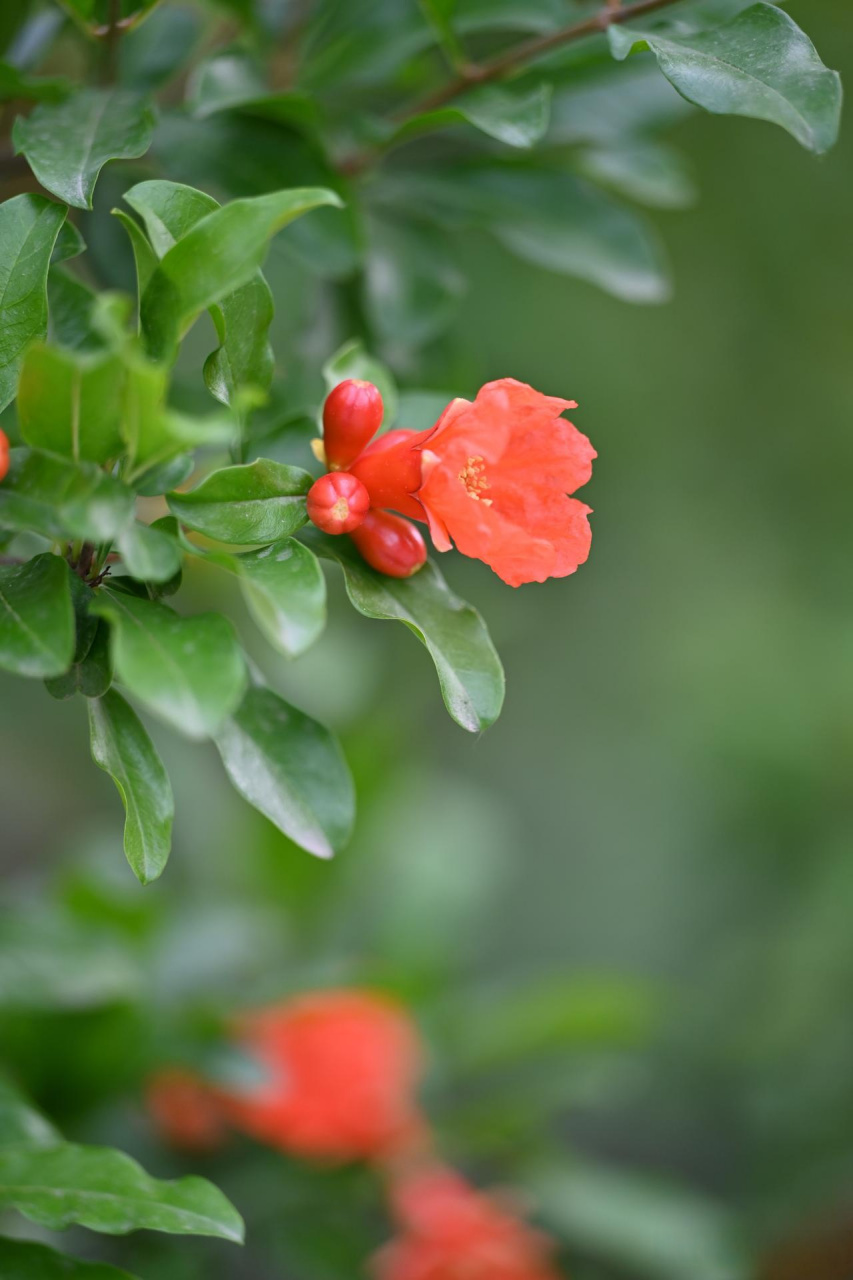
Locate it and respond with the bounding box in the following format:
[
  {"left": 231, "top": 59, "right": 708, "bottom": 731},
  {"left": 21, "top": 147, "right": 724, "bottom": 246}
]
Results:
[
  {"left": 307, "top": 471, "right": 370, "bottom": 535},
  {"left": 323, "top": 379, "right": 384, "bottom": 470},
  {"left": 350, "top": 510, "right": 427, "bottom": 578},
  {"left": 0, "top": 430, "right": 9, "bottom": 483}
]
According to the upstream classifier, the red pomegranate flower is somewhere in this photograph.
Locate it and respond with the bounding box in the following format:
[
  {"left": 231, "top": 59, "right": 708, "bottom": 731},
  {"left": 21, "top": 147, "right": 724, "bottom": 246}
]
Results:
[
  {"left": 0, "top": 429, "right": 9, "bottom": 484},
  {"left": 372, "top": 1164, "right": 563, "bottom": 1280},
  {"left": 215, "top": 990, "right": 425, "bottom": 1162},
  {"left": 350, "top": 379, "right": 595, "bottom": 587}
]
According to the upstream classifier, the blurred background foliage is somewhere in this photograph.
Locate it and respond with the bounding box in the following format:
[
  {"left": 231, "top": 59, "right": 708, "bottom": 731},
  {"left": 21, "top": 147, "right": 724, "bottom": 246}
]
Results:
[{"left": 1, "top": 0, "right": 851, "bottom": 1277}]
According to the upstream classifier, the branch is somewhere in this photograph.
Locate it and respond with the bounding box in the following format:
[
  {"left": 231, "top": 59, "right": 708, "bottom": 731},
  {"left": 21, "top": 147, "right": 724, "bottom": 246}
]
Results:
[{"left": 340, "top": 0, "right": 685, "bottom": 174}]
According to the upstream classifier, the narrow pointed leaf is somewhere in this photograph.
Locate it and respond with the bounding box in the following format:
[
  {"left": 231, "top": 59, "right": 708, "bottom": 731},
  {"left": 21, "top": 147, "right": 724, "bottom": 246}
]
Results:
[
  {"left": 91, "top": 589, "right": 247, "bottom": 739},
  {"left": 0, "top": 1238, "right": 139, "bottom": 1279},
  {"left": 167, "top": 459, "right": 311, "bottom": 543},
  {"left": 0, "top": 448, "right": 134, "bottom": 542},
  {"left": 0, "top": 195, "right": 67, "bottom": 413},
  {"left": 112, "top": 209, "right": 158, "bottom": 318},
  {"left": 89, "top": 689, "right": 174, "bottom": 884},
  {"left": 610, "top": 3, "right": 842, "bottom": 154},
  {"left": 304, "top": 531, "right": 504, "bottom": 732},
  {"left": 216, "top": 685, "right": 354, "bottom": 858},
  {"left": 0, "top": 554, "right": 74, "bottom": 679},
  {"left": 0, "top": 1142, "right": 244, "bottom": 1241},
  {"left": 13, "top": 89, "right": 156, "bottom": 209},
  {"left": 136, "top": 186, "right": 342, "bottom": 361}
]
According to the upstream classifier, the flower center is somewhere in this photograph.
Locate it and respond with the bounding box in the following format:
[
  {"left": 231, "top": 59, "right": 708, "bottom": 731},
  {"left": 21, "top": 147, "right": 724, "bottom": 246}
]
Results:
[{"left": 458, "top": 455, "right": 492, "bottom": 505}]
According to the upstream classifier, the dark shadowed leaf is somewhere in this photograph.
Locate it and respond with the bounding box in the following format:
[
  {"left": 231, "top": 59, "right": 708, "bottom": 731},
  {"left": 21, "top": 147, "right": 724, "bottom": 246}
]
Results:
[
  {"left": 0, "top": 1237, "right": 139, "bottom": 1279},
  {"left": 304, "top": 531, "right": 504, "bottom": 732},
  {"left": 167, "top": 458, "right": 311, "bottom": 543},
  {"left": 92, "top": 588, "right": 247, "bottom": 739},
  {"left": 13, "top": 89, "right": 156, "bottom": 209},
  {"left": 0, "top": 1075, "right": 59, "bottom": 1148},
  {"left": 0, "top": 194, "right": 67, "bottom": 413},
  {"left": 610, "top": 3, "right": 841, "bottom": 154},
  {"left": 0, "top": 1142, "right": 244, "bottom": 1241},
  {"left": 0, "top": 62, "right": 70, "bottom": 102},
  {"left": 0, "top": 554, "right": 74, "bottom": 679},
  {"left": 216, "top": 684, "right": 354, "bottom": 858},
  {"left": 89, "top": 689, "right": 174, "bottom": 883}
]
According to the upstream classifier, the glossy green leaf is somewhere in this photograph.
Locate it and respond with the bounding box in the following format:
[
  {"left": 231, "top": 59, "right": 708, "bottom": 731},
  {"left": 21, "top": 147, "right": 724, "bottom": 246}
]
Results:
[
  {"left": 112, "top": 210, "right": 158, "bottom": 320},
  {"left": 51, "top": 220, "right": 87, "bottom": 266},
  {"left": 216, "top": 685, "right": 354, "bottom": 858},
  {"left": 0, "top": 554, "right": 74, "bottom": 679},
  {"left": 0, "top": 194, "right": 67, "bottom": 413},
  {"left": 0, "top": 1142, "right": 244, "bottom": 1241},
  {"left": 132, "top": 452, "right": 193, "bottom": 497},
  {"left": 116, "top": 519, "right": 183, "bottom": 583},
  {"left": 394, "top": 82, "right": 552, "bottom": 149},
  {"left": 48, "top": 267, "right": 101, "bottom": 351},
  {"left": 0, "top": 448, "right": 134, "bottom": 542},
  {"left": 577, "top": 141, "right": 697, "bottom": 210},
  {"left": 304, "top": 532, "right": 504, "bottom": 732},
  {"left": 610, "top": 3, "right": 841, "bottom": 154},
  {"left": 124, "top": 180, "right": 275, "bottom": 409},
  {"left": 0, "top": 1075, "right": 59, "bottom": 1148},
  {"left": 89, "top": 689, "right": 174, "bottom": 884},
  {"left": 191, "top": 537, "right": 326, "bottom": 659},
  {"left": 13, "top": 89, "right": 156, "bottom": 209},
  {"left": 365, "top": 215, "right": 466, "bottom": 348},
  {"left": 167, "top": 459, "right": 311, "bottom": 544},
  {"left": 17, "top": 343, "right": 125, "bottom": 463},
  {"left": 135, "top": 186, "right": 342, "bottom": 361},
  {"left": 322, "top": 340, "right": 398, "bottom": 429},
  {"left": 92, "top": 588, "right": 247, "bottom": 739},
  {"left": 0, "top": 1238, "right": 139, "bottom": 1280}
]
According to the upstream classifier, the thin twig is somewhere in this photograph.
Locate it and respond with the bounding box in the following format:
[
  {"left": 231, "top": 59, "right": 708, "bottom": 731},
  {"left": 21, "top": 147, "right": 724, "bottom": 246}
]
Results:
[{"left": 341, "top": 0, "right": 685, "bottom": 175}]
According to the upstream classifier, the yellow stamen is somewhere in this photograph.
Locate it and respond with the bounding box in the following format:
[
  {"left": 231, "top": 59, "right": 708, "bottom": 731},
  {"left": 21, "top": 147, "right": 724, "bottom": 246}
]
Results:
[{"left": 458, "top": 455, "right": 491, "bottom": 502}]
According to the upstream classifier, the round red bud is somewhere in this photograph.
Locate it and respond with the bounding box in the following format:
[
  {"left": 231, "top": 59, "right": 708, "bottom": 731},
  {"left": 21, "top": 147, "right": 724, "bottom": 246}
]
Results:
[
  {"left": 322, "top": 379, "right": 384, "bottom": 470},
  {"left": 0, "top": 430, "right": 9, "bottom": 483},
  {"left": 307, "top": 471, "right": 370, "bottom": 535},
  {"left": 350, "top": 510, "right": 427, "bottom": 578}
]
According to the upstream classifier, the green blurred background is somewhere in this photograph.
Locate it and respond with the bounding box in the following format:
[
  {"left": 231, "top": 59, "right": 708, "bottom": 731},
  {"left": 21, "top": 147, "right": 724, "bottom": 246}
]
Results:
[{"left": 1, "top": 2, "right": 852, "bottom": 1277}]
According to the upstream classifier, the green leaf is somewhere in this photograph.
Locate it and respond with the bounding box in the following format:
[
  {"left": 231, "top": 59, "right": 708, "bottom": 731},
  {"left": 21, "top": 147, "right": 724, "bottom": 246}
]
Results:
[
  {"left": 609, "top": 3, "right": 842, "bottom": 154},
  {"left": 303, "top": 531, "right": 504, "bottom": 732},
  {"left": 0, "top": 1075, "right": 60, "bottom": 1148},
  {"left": 88, "top": 689, "right": 174, "bottom": 884},
  {"left": 216, "top": 684, "right": 354, "bottom": 859},
  {"left": 187, "top": 52, "right": 319, "bottom": 132},
  {"left": 0, "top": 194, "right": 67, "bottom": 413},
  {"left": 529, "top": 1162, "right": 749, "bottom": 1280},
  {"left": 0, "top": 907, "right": 139, "bottom": 1010},
  {"left": 17, "top": 344, "right": 125, "bottom": 463},
  {"left": 120, "top": 4, "right": 200, "bottom": 92},
  {"left": 124, "top": 180, "right": 275, "bottom": 409},
  {"left": 0, "top": 554, "right": 74, "bottom": 679},
  {"left": 0, "top": 1142, "right": 244, "bottom": 1241},
  {"left": 45, "top": 619, "right": 113, "bottom": 700},
  {"left": 394, "top": 82, "right": 552, "bottom": 149},
  {"left": 577, "top": 141, "right": 697, "bottom": 210},
  {"left": 134, "top": 186, "right": 342, "bottom": 361},
  {"left": 91, "top": 588, "right": 247, "bottom": 739},
  {"left": 0, "top": 1238, "right": 139, "bottom": 1280},
  {"left": 191, "top": 537, "right": 326, "bottom": 659},
  {"left": 121, "top": 353, "right": 236, "bottom": 475},
  {"left": 132, "top": 452, "right": 193, "bottom": 497},
  {"left": 48, "top": 267, "right": 102, "bottom": 351},
  {"left": 365, "top": 215, "right": 466, "bottom": 348},
  {"left": 112, "top": 209, "right": 158, "bottom": 320},
  {"left": 167, "top": 459, "right": 311, "bottom": 543},
  {"left": 0, "top": 448, "right": 134, "bottom": 542},
  {"left": 13, "top": 90, "right": 156, "bottom": 210},
  {"left": 116, "top": 519, "right": 183, "bottom": 583},
  {"left": 322, "top": 339, "right": 398, "bottom": 429},
  {"left": 55, "top": 0, "right": 164, "bottom": 34},
  {"left": 51, "top": 220, "right": 87, "bottom": 266},
  {"left": 0, "top": 62, "right": 70, "bottom": 103}
]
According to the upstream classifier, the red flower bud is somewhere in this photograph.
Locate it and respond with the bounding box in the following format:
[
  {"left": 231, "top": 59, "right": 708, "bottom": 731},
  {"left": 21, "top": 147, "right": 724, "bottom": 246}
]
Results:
[
  {"left": 351, "top": 511, "right": 427, "bottom": 578},
  {"left": 323, "top": 379, "right": 384, "bottom": 470},
  {"left": 0, "top": 430, "right": 9, "bottom": 483},
  {"left": 307, "top": 471, "right": 370, "bottom": 535}
]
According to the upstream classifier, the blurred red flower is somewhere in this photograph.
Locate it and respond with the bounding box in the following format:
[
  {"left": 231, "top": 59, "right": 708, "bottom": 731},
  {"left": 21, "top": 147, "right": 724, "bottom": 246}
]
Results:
[
  {"left": 216, "top": 990, "right": 426, "bottom": 1162},
  {"left": 372, "top": 1165, "right": 564, "bottom": 1280},
  {"left": 146, "top": 1069, "right": 225, "bottom": 1154},
  {"left": 351, "top": 379, "right": 595, "bottom": 587}
]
